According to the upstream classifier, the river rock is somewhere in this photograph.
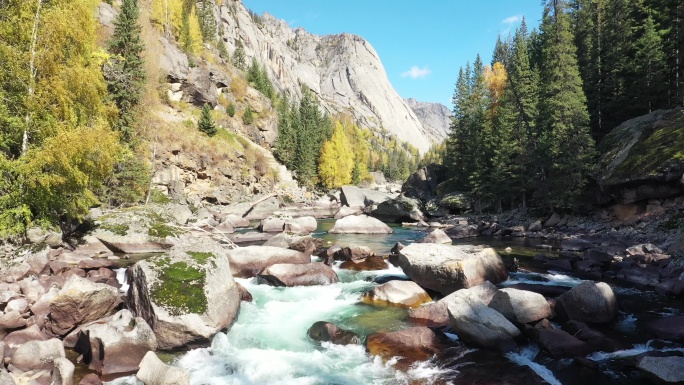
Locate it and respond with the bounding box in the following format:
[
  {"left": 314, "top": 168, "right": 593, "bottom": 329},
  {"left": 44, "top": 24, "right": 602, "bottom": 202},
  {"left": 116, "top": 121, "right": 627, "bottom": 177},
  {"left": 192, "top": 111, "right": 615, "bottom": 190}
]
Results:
[
  {"left": 340, "top": 185, "right": 366, "bottom": 208},
  {"left": 257, "top": 263, "right": 339, "bottom": 287},
  {"left": 307, "top": 321, "right": 359, "bottom": 345},
  {"left": 445, "top": 224, "right": 478, "bottom": 239},
  {"left": 262, "top": 233, "right": 321, "bottom": 253},
  {"left": 244, "top": 197, "right": 280, "bottom": 220},
  {"left": 10, "top": 338, "right": 65, "bottom": 372},
  {"left": 136, "top": 351, "right": 189, "bottom": 385},
  {"left": 366, "top": 326, "right": 451, "bottom": 365},
  {"left": 447, "top": 290, "right": 520, "bottom": 350},
  {"left": 329, "top": 215, "right": 393, "bottom": 234},
  {"left": 44, "top": 275, "right": 121, "bottom": 337},
  {"left": 0, "top": 311, "right": 26, "bottom": 331},
  {"left": 219, "top": 214, "right": 250, "bottom": 228},
  {"left": 646, "top": 316, "right": 684, "bottom": 342},
  {"left": 488, "top": 288, "right": 553, "bottom": 325},
  {"left": 126, "top": 238, "right": 240, "bottom": 350},
  {"left": 334, "top": 206, "right": 362, "bottom": 219},
  {"left": 333, "top": 246, "right": 374, "bottom": 261},
  {"left": 370, "top": 195, "right": 424, "bottom": 222},
  {"left": 556, "top": 281, "right": 618, "bottom": 324},
  {"left": 339, "top": 255, "right": 388, "bottom": 271},
  {"left": 536, "top": 328, "right": 592, "bottom": 358},
  {"left": 4, "top": 325, "right": 47, "bottom": 354},
  {"left": 362, "top": 280, "right": 432, "bottom": 308},
  {"left": 401, "top": 163, "right": 447, "bottom": 201},
  {"left": 52, "top": 356, "right": 74, "bottom": 385},
  {"left": 528, "top": 220, "right": 543, "bottom": 232},
  {"left": 419, "top": 229, "right": 452, "bottom": 244},
  {"left": 291, "top": 216, "right": 317, "bottom": 232},
  {"left": 409, "top": 282, "right": 498, "bottom": 327},
  {"left": 227, "top": 245, "right": 311, "bottom": 278},
  {"left": 74, "top": 309, "right": 157, "bottom": 376},
  {"left": 398, "top": 243, "right": 508, "bottom": 295},
  {"left": 80, "top": 373, "right": 102, "bottom": 385},
  {"left": 236, "top": 282, "right": 253, "bottom": 302},
  {"left": 0, "top": 369, "right": 13, "bottom": 385},
  {"left": 636, "top": 355, "right": 684, "bottom": 383}
]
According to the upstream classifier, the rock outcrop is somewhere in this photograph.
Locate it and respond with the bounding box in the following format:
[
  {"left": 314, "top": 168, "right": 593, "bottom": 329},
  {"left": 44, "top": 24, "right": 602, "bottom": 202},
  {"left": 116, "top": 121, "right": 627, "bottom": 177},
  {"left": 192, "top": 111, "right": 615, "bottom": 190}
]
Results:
[
  {"left": 329, "top": 215, "right": 393, "bottom": 234},
  {"left": 404, "top": 98, "right": 452, "bottom": 144},
  {"left": 556, "top": 281, "right": 618, "bottom": 324}
]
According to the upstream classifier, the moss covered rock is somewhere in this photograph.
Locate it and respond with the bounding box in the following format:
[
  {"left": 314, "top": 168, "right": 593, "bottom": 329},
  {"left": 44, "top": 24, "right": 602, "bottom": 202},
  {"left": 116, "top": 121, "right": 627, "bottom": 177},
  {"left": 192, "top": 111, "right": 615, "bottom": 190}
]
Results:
[
  {"left": 597, "top": 109, "right": 684, "bottom": 204},
  {"left": 126, "top": 237, "right": 239, "bottom": 350}
]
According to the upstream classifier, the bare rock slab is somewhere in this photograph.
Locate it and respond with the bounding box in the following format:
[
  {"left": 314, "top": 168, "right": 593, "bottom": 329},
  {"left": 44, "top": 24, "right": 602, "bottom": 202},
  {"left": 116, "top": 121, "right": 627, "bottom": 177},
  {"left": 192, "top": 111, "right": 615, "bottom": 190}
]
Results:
[{"left": 329, "top": 215, "right": 393, "bottom": 234}]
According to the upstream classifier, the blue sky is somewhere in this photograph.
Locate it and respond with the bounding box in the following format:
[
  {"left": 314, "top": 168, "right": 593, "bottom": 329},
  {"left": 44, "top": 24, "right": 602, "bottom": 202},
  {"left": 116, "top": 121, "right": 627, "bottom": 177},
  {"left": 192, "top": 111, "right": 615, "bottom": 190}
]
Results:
[{"left": 242, "top": 1, "right": 544, "bottom": 107}]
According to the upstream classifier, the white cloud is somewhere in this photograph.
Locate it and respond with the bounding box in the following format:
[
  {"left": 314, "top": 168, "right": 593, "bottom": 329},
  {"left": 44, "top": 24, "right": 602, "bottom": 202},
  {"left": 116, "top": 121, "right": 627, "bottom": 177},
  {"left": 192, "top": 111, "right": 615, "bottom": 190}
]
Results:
[
  {"left": 401, "top": 66, "right": 431, "bottom": 79},
  {"left": 502, "top": 15, "right": 522, "bottom": 25}
]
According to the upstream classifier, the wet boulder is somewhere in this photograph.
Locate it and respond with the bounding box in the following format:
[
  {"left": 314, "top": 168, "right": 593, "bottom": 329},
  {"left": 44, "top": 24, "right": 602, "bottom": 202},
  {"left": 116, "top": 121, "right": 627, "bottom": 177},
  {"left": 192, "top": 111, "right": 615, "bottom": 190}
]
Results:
[
  {"left": 447, "top": 290, "right": 520, "bottom": 350},
  {"left": 126, "top": 238, "right": 240, "bottom": 350},
  {"left": 339, "top": 255, "right": 388, "bottom": 271},
  {"left": 136, "top": 351, "right": 189, "bottom": 385},
  {"left": 362, "top": 280, "right": 432, "bottom": 308},
  {"left": 418, "top": 229, "right": 452, "bottom": 244},
  {"left": 398, "top": 243, "right": 508, "bottom": 295},
  {"left": 307, "top": 321, "right": 359, "bottom": 345},
  {"left": 646, "top": 316, "right": 684, "bottom": 342},
  {"left": 536, "top": 328, "right": 592, "bottom": 358},
  {"left": 636, "top": 355, "right": 684, "bottom": 383},
  {"left": 556, "top": 281, "right": 618, "bottom": 324},
  {"left": 332, "top": 246, "right": 374, "bottom": 261},
  {"left": 409, "top": 282, "right": 498, "bottom": 327},
  {"left": 74, "top": 309, "right": 157, "bottom": 377},
  {"left": 227, "top": 246, "right": 311, "bottom": 278},
  {"left": 488, "top": 288, "right": 553, "bottom": 325},
  {"left": 366, "top": 326, "right": 452, "bottom": 366},
  {"left": 256, "top": 263, "right": 339, "bottom": 287},
  {"left": 329, "top": 215, "right": 393, "bottom": 234},
  {"left": 44, "top": 275, "right": 121, "bottom": 337}
]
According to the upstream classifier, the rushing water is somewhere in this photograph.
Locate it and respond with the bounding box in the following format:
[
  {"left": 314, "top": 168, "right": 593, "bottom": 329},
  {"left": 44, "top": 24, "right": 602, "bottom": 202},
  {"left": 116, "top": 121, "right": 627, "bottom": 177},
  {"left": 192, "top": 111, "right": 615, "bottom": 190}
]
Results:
[{"left": 109, "top": 219, "right": 684, "bottom": 385}]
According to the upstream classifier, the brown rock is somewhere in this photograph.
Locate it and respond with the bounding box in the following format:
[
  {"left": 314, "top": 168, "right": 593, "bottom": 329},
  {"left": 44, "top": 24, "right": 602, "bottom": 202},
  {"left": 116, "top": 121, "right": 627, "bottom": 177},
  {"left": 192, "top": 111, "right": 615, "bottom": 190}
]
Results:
[
  {"left": 339, "top": 255, "right": 388, "bottom": 271},
  {"left": 362, "top": 280, "right": 432, "bottom": 308},
  {"left": 366, "top": 327, "right": 451, "bottom": 367},
  {"left": 77, "top": 258, "right": 117, "bottom": 270},
  {"left": 333, "top": 246, "right": 375, "bottom": 261},
  {"left": 537, "top": 328, "right": 593, "bottom": 358},
  {"left": 236, "top": 282, "right": 253, "bottom": 302},
  {"left": 80, "top": 373, "right": 103, "bottom": 385},
  {"left": 307, "top": 321, "right": 359, "bottom": 345}
]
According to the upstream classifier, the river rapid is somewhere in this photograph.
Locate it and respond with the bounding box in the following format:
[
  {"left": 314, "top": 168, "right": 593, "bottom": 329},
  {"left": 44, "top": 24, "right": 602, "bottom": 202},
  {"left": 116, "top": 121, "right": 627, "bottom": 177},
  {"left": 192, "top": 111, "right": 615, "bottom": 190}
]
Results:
[{"left": 111, "top": 220, "right": 684, "bottom": 385}]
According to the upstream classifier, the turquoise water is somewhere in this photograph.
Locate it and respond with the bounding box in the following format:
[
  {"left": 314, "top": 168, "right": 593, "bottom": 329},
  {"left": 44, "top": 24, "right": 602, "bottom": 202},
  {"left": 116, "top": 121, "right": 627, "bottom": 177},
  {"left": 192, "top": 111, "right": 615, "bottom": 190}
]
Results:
[{"left": 313, "top": 219, "right": 429, "bottom": 255}]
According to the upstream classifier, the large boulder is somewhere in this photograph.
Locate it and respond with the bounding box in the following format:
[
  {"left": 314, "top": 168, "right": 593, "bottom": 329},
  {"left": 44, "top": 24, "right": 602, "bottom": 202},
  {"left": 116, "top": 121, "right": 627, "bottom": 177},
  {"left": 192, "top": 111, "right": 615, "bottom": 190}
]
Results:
[
  {"left": 398, "top": 243, "right": 508, "bottom": 296},
  {"left": 262, "top": 233, "right": 322, "bottom": 252},
  {"left": 366, "top": 327, "right": 451, "bottom": 365},
  {"left": 340, "top": 185, "right": 366, "bottom": 208},
  {"left": 93, "top": 207, "right": 180, "bottom": 254},
  {"left": 447, "top": 290, "right": 520, "bottom": 350},
  {"left": 307, "top": 321, "right": 359, "bottom": 345},
  {"left": 126, "top": 238, "right": 240, "bottom": 350},
  {"left": 401, "top": 164, "right": 448, "bottom": 201},
  {"left": 596, "top": 108, "right": 684, "bottom": 205},
  {"left": 339, "top": 255, "right": 388, "bottom": 271},
  {"left": 488, "top": 288, "right": 553, "bottom": 325},
  {"left": 227, "top": 246, "right": 311, "bottom": 278},
  {"left": 409, "top": 282, "right": 498, "bottom": 327},
  {"left": 536, "top": 328, "right": 592, "bottom": 358},
  {"left": 362, "top": 280, "right": 432, "bottom": 308},
  {"left": 256, "top": 263, "right": 339, "bottom": 287},
  {"left": 74, "top": 309, "right": 157, "bottom": 377},
  {"left": 556, "top": 281, "right": 618, "bottom": 324},
  {"left": 329, "top": 215, "right": 393, "bottom": 234},
  {"left": 10, "top": 338, "right": 65, "bottom": 372},
  {"left": 136, "top": 351, "right": 189, "bottom": 385},
  {"left": 44, "top": 275, "right": 121, "bottom": 337},
  {"left": 370, "top": 195, "right": 424, "bottom": 222},
  {"left": 636, "top": 355, "right": 684, "bottom": 383},
  {"left": 646, "top": 316, "right": 684, "bottom": 342}
]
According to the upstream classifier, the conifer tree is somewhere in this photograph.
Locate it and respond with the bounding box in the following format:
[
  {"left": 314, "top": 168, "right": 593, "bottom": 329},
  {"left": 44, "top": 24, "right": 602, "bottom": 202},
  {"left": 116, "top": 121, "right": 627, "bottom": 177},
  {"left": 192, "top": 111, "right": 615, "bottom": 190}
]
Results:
[
  {"left": 633, "top": 15, "right": 667, "bottom": 114},
  {"left": 198, "top": 103, "right": 217, "bottom": 136},
  {"left": 537, "top": 0, "right": 596, "bottom": 210},
  {"left": 233, "top": 40, "right": 246, "bottom": 70},
  {"left": 107, "top": 0, "right": 146, "bottom": 143}
]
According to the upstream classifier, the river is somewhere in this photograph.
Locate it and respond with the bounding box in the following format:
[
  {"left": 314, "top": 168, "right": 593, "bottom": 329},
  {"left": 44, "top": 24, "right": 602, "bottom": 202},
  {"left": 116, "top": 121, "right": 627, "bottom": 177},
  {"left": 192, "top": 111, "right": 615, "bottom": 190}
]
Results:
[{"left": 111, "top": 219, "right": 684, "bottom": 385}]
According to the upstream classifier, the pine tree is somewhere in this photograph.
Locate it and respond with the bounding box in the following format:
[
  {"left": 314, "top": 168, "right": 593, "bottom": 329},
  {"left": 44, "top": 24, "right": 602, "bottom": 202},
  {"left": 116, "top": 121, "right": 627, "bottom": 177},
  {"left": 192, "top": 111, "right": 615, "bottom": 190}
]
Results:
[
  {"left": 633, "top": 14, "right": 667, "bottom": 114},
  {"left": 537, "top": 0, "right": 596, "bottom": 211},
  {"left": 198, "top": 103, "right": 217, "bottom": 136},
  {"left": 274, "top": 96, "right": 297, "bottom": 167},
  {"left": 242, "top": 105, "right": 254, "bottom": 125},
  {"left": 233, "top": 39, "right": 246, "bottom": 70},
  {"left": 106, "top": 0, "right": 146, "bottom": 143},
  {"left": 197, "top": 0, "right": 216, "bottom": 42}
]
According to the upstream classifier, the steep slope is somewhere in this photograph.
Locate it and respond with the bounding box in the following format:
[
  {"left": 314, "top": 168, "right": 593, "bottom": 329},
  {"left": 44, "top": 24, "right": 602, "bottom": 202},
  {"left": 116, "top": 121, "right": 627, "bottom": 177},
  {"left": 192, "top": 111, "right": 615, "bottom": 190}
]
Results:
[
  {"left": 215, "top": 0, "right": 437, "bottom": 152},
  {"left": 404, "top": 98, "right": 452, "bottom": 143}
]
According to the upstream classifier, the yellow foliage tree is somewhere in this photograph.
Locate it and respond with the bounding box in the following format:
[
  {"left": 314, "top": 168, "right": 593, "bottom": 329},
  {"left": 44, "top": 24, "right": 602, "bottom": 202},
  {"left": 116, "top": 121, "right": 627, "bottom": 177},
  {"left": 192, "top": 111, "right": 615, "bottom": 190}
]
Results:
[
  {"left": 318, "top": 122, "right": 354, "bottom": 188},
  {"left": 184, "top": 5, "right": 203, "bottom": 54},
  {"left": 484, "top": 62, "right": 508, "bottom": 106}
]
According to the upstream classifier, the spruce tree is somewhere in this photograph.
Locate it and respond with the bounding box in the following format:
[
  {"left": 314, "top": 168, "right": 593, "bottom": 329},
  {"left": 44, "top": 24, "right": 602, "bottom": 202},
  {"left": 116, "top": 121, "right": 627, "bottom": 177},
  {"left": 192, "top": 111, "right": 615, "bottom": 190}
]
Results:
[
  {"left": 107, "top": 0, "right": 146, "bottom": 143},
  {"left": 537, "top": 0, "right": 596, "bottom": 211},
  {"left": 198, "top": 103, "right": 217, "bottom": 136},
  {"left": 233, "top": 40, "right": 246, "bottom": 70},
  {"left": 633, "top": 15, "right": 667, "bottom": 114}
]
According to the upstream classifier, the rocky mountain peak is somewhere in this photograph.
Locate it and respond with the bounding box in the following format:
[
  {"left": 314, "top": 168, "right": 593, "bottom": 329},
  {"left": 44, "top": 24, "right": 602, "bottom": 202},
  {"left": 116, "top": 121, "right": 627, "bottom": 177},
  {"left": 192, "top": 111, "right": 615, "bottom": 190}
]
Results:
[{"left": 404, "top": 98, "right": 452, "bottom": 144}]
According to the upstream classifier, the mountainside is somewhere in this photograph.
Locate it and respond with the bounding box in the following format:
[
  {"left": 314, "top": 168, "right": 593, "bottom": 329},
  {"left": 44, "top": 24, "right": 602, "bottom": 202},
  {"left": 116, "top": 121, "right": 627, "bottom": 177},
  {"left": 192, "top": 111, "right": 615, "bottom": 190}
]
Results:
[
  {"left": 215, "top": 0, "right": 439, "bottom": 152},
  {"left": 404, "top": 98, "right": 452, "bottom": 143}
]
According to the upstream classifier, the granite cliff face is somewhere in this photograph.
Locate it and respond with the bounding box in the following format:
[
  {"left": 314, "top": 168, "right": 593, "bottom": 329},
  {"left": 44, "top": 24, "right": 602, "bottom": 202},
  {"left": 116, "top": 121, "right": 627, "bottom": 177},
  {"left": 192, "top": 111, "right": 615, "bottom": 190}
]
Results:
[
  {"left": 214, "top": 0, "right": 440, "bottom": 152},
  {"left": 405, "top": 98, "right": 452, "bottom": 144}
]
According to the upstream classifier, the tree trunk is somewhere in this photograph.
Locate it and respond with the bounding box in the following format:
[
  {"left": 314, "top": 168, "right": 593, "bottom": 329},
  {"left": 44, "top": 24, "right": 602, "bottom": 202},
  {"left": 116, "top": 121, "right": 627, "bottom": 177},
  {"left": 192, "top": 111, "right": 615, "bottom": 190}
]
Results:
[{"left": 21, "top": 0, "right": 43, "bottom": 156}]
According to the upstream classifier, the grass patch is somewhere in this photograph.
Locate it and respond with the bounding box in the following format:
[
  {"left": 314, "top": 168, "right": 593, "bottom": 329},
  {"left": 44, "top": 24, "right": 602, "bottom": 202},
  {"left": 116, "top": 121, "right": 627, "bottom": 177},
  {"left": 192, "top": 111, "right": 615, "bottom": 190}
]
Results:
[
  {"left": 146, "top": 211, "right": 184, "bottom": 238},
  {"left": 149, "top": 189, "right": 171, "bottom": 204},
  {"left": 187, "top": 251, "right": 216, "bottom": 266},
  {"left": 101, "top": 223, "right": 129, "bottom": 236}
]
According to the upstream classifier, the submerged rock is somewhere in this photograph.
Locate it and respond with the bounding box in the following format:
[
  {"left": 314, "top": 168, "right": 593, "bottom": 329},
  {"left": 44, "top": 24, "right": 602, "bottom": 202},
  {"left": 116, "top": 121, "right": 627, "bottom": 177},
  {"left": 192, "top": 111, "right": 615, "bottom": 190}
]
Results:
[
  {"left": 126, "top": 238, "right": 240, "bottom": 350},
  {"left": 398, "top": 243, "right": 508, "bottom": 295},
  {"left": 307, "top": 321, "right": 359, "bottom": 345},
  {"left": 362, "top": 280, "right": 432, "bottom": 308}
]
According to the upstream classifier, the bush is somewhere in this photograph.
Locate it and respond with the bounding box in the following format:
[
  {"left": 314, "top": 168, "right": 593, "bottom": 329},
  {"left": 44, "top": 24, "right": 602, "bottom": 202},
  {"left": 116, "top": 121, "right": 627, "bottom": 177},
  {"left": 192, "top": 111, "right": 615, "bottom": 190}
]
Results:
[
  {"left": 242, "top": 105, "right": 254, "bottom": 125},
  {"left": 227, "top": 101, "right": 236, "bottom": 117}
]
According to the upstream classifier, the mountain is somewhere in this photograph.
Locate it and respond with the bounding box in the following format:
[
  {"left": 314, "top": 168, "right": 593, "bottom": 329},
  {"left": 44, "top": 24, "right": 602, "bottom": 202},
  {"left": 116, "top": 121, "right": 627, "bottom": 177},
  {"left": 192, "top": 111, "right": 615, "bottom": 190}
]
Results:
[
  {"left": 404, "top": 98, "right": 452, "bottom": 144},
  {"left": 215, "top": 0, "right": 440, "bottom": 152}
]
